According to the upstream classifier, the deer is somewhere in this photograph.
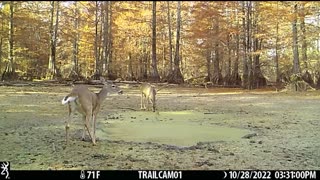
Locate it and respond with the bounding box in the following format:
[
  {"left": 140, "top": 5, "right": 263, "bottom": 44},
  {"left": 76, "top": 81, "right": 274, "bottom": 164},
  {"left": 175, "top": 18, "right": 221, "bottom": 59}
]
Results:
[
  {"left": 61, "top": 78, "right": 123, "bottom": 145},
  {"left": 140, "top": 83, "right": 157, "bottom": 112}
]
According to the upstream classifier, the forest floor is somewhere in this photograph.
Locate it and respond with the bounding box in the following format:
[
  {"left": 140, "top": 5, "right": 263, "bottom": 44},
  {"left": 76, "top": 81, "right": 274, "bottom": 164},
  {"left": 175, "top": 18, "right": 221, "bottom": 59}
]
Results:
[{"left": 0, "top": 83, "right": 319, "bottom": 170}]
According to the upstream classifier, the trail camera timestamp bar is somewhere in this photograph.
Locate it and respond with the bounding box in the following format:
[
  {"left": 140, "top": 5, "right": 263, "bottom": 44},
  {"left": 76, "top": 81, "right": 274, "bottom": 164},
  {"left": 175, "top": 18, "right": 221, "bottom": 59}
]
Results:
[{"left": 226, "top": 170, "right": 317, "bottom": 179}]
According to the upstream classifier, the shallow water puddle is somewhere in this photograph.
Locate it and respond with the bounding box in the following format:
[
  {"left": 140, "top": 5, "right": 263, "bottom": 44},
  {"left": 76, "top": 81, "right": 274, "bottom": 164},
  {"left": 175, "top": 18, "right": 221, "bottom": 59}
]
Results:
[{"left": 98, "top": 111, "right": 251, "bottom": 147}]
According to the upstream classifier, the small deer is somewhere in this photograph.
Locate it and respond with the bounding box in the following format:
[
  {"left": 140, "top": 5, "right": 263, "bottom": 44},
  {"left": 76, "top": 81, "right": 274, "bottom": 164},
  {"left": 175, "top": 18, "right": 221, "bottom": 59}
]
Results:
[
  {"left": 140, "top": 83, "right": 157, "bottom": 112},
  {"left": 61, "top": 78, "right": 123, "bottom": 145}
]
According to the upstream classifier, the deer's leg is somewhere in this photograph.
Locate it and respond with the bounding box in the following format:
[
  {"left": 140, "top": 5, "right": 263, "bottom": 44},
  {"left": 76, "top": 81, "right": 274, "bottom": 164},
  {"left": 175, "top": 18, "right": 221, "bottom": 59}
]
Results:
[
  {"left": 144, "top": 95, "right": 147, "bottom": 109},
  {"left": 141, "top": 93, "right": 143, "bottom": 109},
  {"left": 65, "top": 103, "right": 72, "bottom": 144},
  {"left": 151, "top": 98, "right": 155, "bottom": 112},
  {"left": 81, "top": 115, "right": 86, "bottom": 141},
  {"left": 84, "top": 113, "right": 95, "bottom": 145},
  {"left": 146, "top": 96, "right": 150, "bottom": 111},
  {"left": 92, "top": 114, "right": 96, "bottom": 144}
]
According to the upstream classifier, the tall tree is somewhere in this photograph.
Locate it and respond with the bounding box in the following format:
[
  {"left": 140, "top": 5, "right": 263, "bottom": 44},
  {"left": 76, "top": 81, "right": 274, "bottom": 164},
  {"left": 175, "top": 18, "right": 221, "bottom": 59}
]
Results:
[
  {"left": 102, "top": 1, "right": 108, "bottom": 75},
  {"left": 292, "top": 3, "right": 300, "bottom": 74},
  {"left": 167, "top": 1, "right": 184, "bottom": 84},
  {"left": 47, "top": 1, "right": 60, "bottom": 79},
  {"left": 300, "top": 3, "right": 307, "bottom": 69},
  {"left": 275, "top": 1, "right": 280, "bottom": 84},
  {"left": 2, "top": 1, "right": 16, "bottom": 80},
  {"left": 252, "top": 2, "right": 266, "bottom": 88},
  {"left": 231, "top": 2, "right": 241, "bottom": 86},
  {"left": 299, "top": 2, "right": 313, "bottom": 86},
  {"left": 94, "top": 1, "right": 100, "bottom": 79},
  {"left": 72, "top": 1, "right": 80, "bottom": 78},
  {"left": 167, "top": 1, "right": 173, "bottom": 74},
  {"left": 107, "top": 1, "right": 114, "bottom": 79},
  {"left": 241, "top": 1, "right": 249, "bottom": 89},
  {"left": 150, "top": 1, "right": 160, "bottom": 82},
  {"left": 212, "top": 5, "right": 223, "bottom": 85}
]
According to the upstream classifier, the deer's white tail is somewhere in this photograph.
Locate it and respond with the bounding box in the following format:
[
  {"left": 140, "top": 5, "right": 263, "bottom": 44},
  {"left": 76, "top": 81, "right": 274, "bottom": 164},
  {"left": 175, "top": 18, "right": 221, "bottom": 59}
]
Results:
[{"left": 62, "top": 96, "right": 77, "bottom": 105}]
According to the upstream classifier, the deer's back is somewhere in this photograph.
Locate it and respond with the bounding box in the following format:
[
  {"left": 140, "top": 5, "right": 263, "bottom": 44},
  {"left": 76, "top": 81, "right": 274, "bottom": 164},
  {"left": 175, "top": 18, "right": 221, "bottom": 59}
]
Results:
[
  {"left": 71, "top": 85, "right": 98, "bottom": 108},
  {"left": 141, "top": 83, "right": 156, "bottom": 98}
]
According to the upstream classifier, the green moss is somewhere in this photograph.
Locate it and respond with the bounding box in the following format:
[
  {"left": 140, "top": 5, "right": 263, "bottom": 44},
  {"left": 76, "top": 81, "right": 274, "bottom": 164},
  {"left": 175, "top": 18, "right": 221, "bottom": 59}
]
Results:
[{"left": 98, "top": 111, "right": 251, "bottom": 147}]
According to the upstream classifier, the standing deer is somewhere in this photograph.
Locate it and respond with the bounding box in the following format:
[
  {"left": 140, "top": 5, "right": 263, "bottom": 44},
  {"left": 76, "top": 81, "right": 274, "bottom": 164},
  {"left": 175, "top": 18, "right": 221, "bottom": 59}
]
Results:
[
  {"left": 140, "top": 83, "right": 157, "bottom": 112},
  {"left": 61, "top": 78, "right": 123, "bottom": 145}
]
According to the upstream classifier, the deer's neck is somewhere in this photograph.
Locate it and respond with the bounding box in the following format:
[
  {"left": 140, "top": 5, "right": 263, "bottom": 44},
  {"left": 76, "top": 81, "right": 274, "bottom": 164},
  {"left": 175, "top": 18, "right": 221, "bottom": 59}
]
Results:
[{"left": 97, "top": 87, "right": 109, "bottom": 102}]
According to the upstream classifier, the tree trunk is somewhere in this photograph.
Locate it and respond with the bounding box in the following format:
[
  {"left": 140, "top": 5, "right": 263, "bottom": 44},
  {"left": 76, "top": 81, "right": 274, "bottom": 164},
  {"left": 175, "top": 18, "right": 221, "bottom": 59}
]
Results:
[
  {"left": 126, "top": 52, "right": 134, "bottom": 81},
  {"left": 167, "top": 1, "right": 184, "bottom": 84},
  {"left": 253, "top": 38, "right": 266, "bottom": 88},
  {"left": 252, "top": 2, "right": 266, "bottom": 88},
  {"left": 299, "top": 3, "right": 313, "bottom": 86},
  {"left": 144, "top": 46, "right": 149, "bottom": 80},
  {"left": 247, "top": 1, "right": 254, "bottom": 90},
  {"left": 232, "top": 32, "right": 241, "bottom": 86},
  {"left": 94, "top": 1, "right": 100, "bottom": 79},
  {"left": 150, "top": 1, "right": 160, "bottom": 82},
  {"left": 102, "top": 1, "right": 109, "bottom": 75},
  {"left": 231, "top": 5, "right": 241, "bottom": 86},
  {"left": 242, "top": 1, "right": 249, "bottom": 89},
  {"left": 47, "top": 1, "right": 60, "bottom": 80},
  {"left": 292, "top": 3, "right": 300, "bottom": 74},
  {"left": 273, "top": 4, "right": 280, "bottom": 83},
  {"left": 205, "top": 49, "right": 211, "bottom": 82},
  {"left": 72, "top": 1, "right": 80, "bottom": 78},
  {"left": 167, "top": 1, "right": 173, "bottom": 74},
  {"left": 0, "top": 36, "right": 2, "bottom": 76},
  {"left": 300, "top": 3, "right": 307, "bottom": 70},
  {"left": 212, "top": 12, "right": 223, "bottom": 85},
  {"left": 5, "top": 1, "right": 15, "bottom": 80},
  {"left": 107, "top": 1, "right": 115, "bottom": 79},
  {"left": 224, "top": 33, "right": 232, "bottom": 85}
]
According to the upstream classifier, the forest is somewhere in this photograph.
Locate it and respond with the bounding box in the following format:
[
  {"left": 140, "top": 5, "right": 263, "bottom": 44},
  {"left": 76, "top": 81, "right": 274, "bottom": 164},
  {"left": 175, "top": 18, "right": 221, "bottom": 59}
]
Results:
[
  {"left": 0, "top": 1, "right": 320, "bottom": 90},
  {"left": 0, "top": 1, "right": 320, "bottom": 171}
]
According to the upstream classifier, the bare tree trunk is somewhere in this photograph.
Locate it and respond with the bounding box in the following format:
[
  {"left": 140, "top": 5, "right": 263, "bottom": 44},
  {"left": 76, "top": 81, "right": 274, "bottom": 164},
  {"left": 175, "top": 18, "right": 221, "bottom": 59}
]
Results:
[
  {"left": 47, "top": 1, "right": 60, "bottom": 80},
  {"left": 5, "top": 1, "right": 15, "bottom": 80},
  {"left": 167, "top": 1, "right": 184, "bottom": 84},
  {"left": 0, "top": 13, "right": 4, "bottom": 75},
  {"left": 299, "top": 3, "right": 313, "bottom": 86},
  {"left": 0, "top": 13, "right": 3, "bottom": 74},
  {"left": 318, "top": 5, "right": 320, "bottom": 53},
  {"left": 292, "top": 3, "right": 300, "bottom": 74},
  {"left": 205, "top": 49, "right": 211, "bottom": 82},
  {"left": 94, "top": 1, "right": 100, "bottom": 79},
  {"left": 107, "top": 1, "right": 114, "bottom": 79},
  {"left": 300, "top": 3, "right": 307, "bottom": 69},
  {"left": 224, "top": 33, "right": 232, "bottom": 85},
  {"left": 242, "top": 1, "right": 249, "bottom": 88},
  {"left": 247, "top": 1, "right": 253, "bottom": 90},
  {"left": 72, "top": 1, "right": 80, "bottom": 78},
  {"left": 227, "top": 35, "right": 231, "bottom": 79},
  {"left": 126, "top": 52, "right": 134, "bottom": 81},
  {"left": 212, "top": 11, "right": 223, "bottom": 85},
  {"left": 151, "top": 1, "right": 160, "bottom": 82},
  {"left": 231, "top": 4, "right": 241, "bottom": 86},
  {"left": 275, "top": 1, "right": 280, "bottom": 84},
  {"left": 252, "top": 2, "right": 266, "bottom": 88},
  {"left": 102, "top": 1, "right": 109, "bottom": 75},
  {"left": 232, "top": 31, "right": 241, "bottom": 86},
  {"left": 167, "top": 1, "right": 173, "bottom": 74},
  {"left": 144, "top": 46, "right": 148, "bottom": 80}
]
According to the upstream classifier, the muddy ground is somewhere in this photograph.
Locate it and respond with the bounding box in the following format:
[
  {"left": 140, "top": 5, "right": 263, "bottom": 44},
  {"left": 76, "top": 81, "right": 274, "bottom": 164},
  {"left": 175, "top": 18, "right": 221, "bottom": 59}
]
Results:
[{"left": 0, "top": 84, "right": 319, "bottom": 170}]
